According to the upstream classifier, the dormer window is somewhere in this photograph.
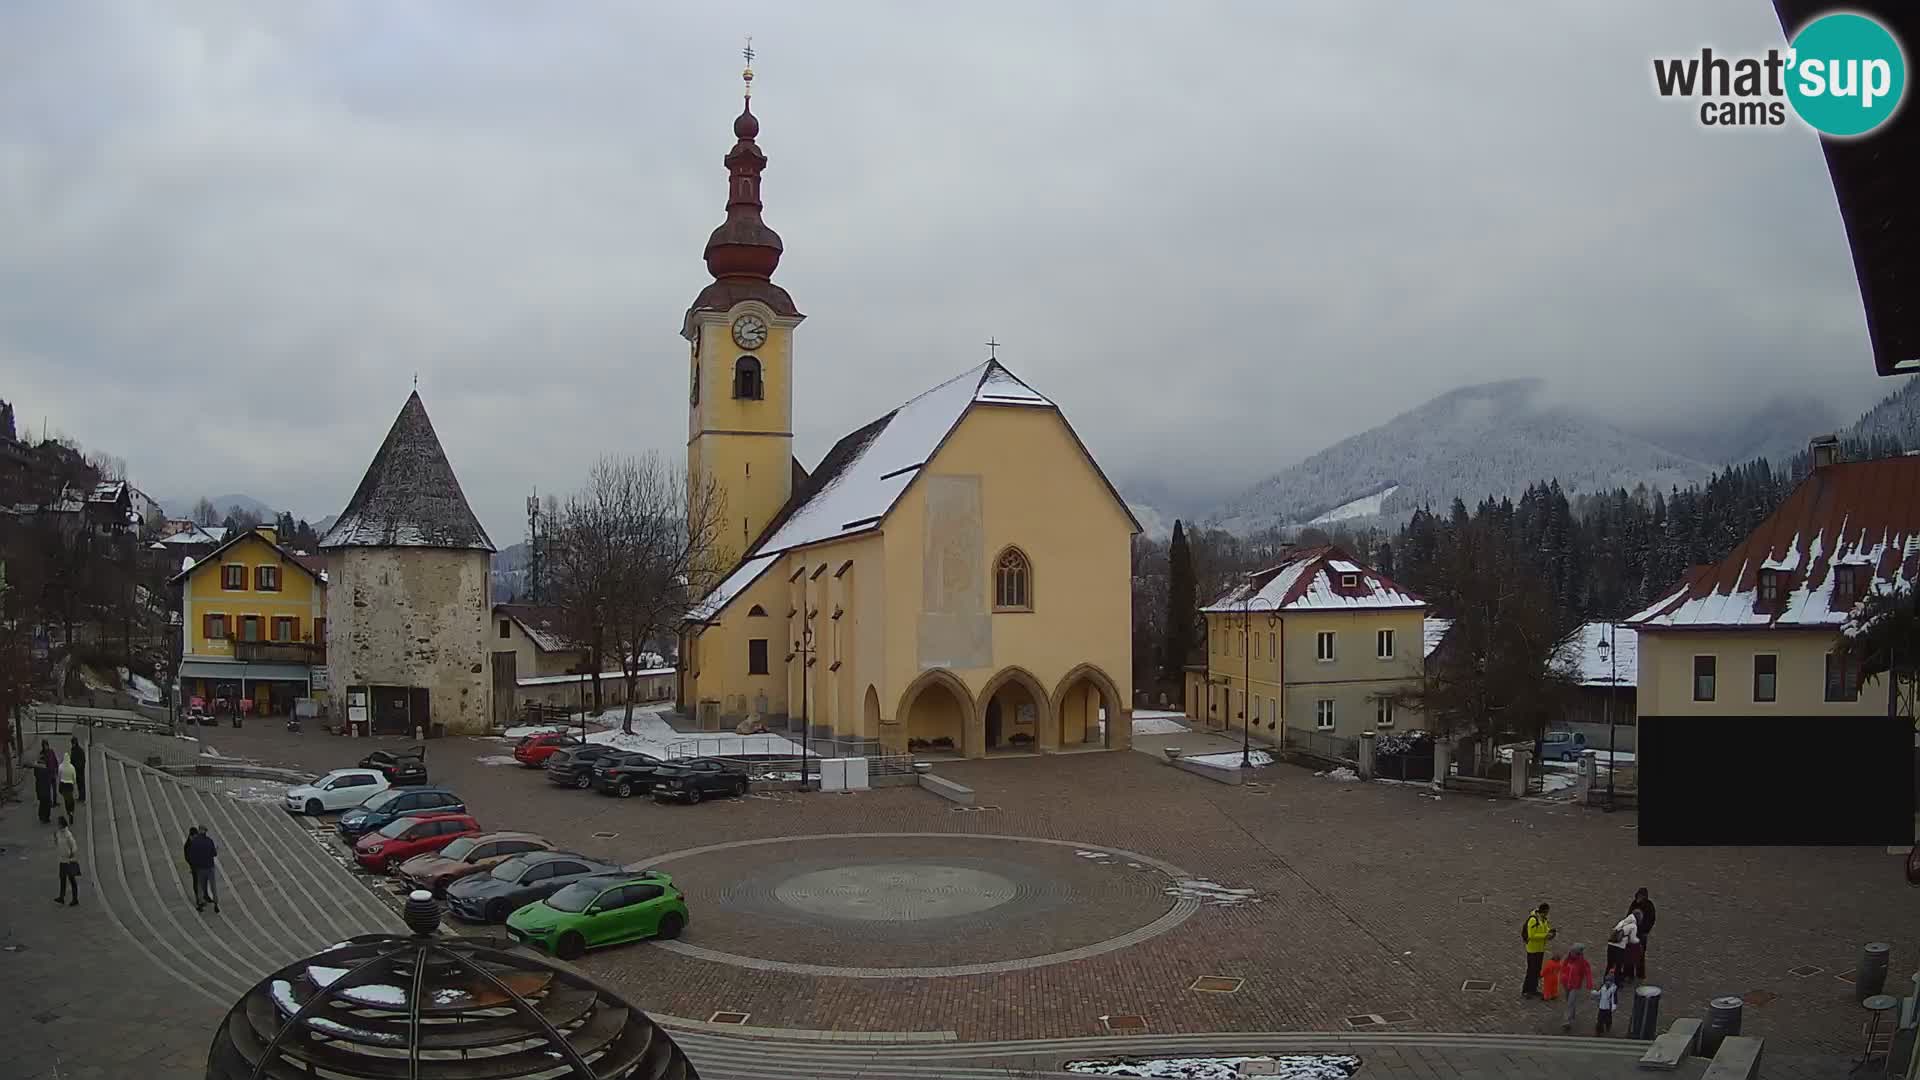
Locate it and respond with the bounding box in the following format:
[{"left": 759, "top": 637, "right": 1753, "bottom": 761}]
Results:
[
  {"left": 733, "top": 356, "right": 764, "bottom": 400},
  {"left": 1756, "top": 569, "right": 1783, "bottom": 610},
  {"left": 1340, "top": 573, "right": 1359, "bottom": 589},
  {"left": 1832, "top": 565, "right": 1865, "bottom": 610}
]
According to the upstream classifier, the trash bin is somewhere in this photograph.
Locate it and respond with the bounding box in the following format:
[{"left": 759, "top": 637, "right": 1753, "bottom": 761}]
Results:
[
  {"left": 1856, "top": 942, "right": 1891, "bottom": 1002},
  {"left": 1700, "top": 996, "right": 1743, "bottom": 1055},
  {"left": 1628, "top": 984, "right": 1663, "bottom": 1040}
]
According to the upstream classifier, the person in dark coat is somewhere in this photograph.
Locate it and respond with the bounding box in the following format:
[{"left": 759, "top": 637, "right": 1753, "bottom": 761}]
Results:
[
  {"left": 69, "top": 735, "right": 86, "bottom": 803},
  {"left": 1627, "top": 888, "right": 1656, "bottom": 981},
  {"left": 184, "top": 826, "right": 219, "bottom": 913},
  {"left": 32, "top": 749, "right": 54, "bottom": 823}
]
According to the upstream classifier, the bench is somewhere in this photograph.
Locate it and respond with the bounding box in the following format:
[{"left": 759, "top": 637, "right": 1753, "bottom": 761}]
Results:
[
  {"left": 919, "top": 774, "right": 974, "bottom": 806},
  {"left": 1637, "top": 1018, "right": 1701, "bottom": 1070},
  {"left": 1699, "top": 1036, "right": 1761, "bottom": 1080}
]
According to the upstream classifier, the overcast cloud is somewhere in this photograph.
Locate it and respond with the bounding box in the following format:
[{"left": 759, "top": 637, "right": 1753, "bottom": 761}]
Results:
[{"left": 0, "top": 1, "right": 1890, "bottom": 539}]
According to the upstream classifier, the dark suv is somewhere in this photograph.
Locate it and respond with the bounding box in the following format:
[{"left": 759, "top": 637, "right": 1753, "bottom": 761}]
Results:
[
  {"left": 337, "top": 786, "right": 467, "bottom": 840},
  {"left": 359, "top": 745, "right": 428, "bottom": 786},
  {"left": 544, "top": 745, "right": 627, "bottom": 789},
  {"left": 595, "top": 753, "right": 669, "bottom": 798},
  {"left": 444, "top": 850, "right": 637, "bottom": 924},
  {"left": 650, "top": 758, "right": 750, "bottom": 804}
]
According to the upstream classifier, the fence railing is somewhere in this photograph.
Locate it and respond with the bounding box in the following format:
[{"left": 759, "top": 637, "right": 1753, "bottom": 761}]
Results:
[
  {"left": 1285, "top": 726, "right": 1359, "bottom": 764},
  {"left": 665, "top": 734, "right": 816, "bottom": 760},
  {"left": 868, "top": 753, "right": 917, "bottom": 778},
  {"left": 29, "top": 705, "right": 171, "bottom": 738}
]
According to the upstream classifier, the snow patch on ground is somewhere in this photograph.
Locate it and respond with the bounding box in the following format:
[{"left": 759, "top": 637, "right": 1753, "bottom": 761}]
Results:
[
  {"left": 1166, "top": 879, "right": 1263, "bottom": 907},
  {"left": 473, "top": 754, "right": 520, "bottom": 767},
  {"left": 1067, "top": 1055, "right": 1360, "bottom": 1079},
  {"left": 1133, "top": 712, "right": 1191, "bottom": 736},
  {"left": 582, "top": 706, "right": 812, "bottom": 759},
  {"left": 1187, "top": 750, "right": 1273, "bottom": 769},
  {"left": 1309, "top": 485, "right": 1399, "bottom": 525},
  {"left": 1317, "top": 766, "right": 1359, "bottom": 782},
  {"left": 213, "top": 779, "right": 291, "bottom": 804},
  {"left": 117, "top": 667, "right": 163, "bottom": 705},
  {"left": 501, "top": 724, "right": 576, "bottom": 739}
]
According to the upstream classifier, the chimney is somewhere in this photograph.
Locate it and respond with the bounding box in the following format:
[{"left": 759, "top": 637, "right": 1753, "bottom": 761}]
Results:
[{"left": 1809, "top": 434, "right": 1840, "bottom": 470}]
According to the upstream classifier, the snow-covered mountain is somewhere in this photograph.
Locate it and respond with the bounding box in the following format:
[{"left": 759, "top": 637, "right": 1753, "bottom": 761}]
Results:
[
  {"left": 1625, "top": 393, "right": 1842, "bottom": 470},
  {"left": 1206, "top": 380, "right": 1715, "bottom": 534},
  {"left": 1845, "top": 376, "right": 1920, "bottom": 448}
]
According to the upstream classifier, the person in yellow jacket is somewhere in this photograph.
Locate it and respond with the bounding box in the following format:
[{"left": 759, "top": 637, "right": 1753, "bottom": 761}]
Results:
[{"left": 1521, "top": 902, "right": 1556, "bottom": 998}]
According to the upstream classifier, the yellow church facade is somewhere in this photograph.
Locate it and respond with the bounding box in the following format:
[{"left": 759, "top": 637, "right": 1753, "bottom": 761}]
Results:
[{"left": 677, "top": 81, "right": 1137, "bottom": 758}]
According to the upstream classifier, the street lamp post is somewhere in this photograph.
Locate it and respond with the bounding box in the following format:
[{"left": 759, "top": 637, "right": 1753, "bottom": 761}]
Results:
[
  {"left": 1236, "top": 597, "right": 1280, "bottom": 769},
  {"left": 792, "top": 618, "right": 815, "bottom": 788},
  {"left": 1603, "top": 622, "right": 1618, "bottom": 811}
]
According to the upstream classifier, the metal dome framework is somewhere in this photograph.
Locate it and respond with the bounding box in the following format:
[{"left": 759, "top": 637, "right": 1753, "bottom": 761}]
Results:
[{"left": 207, "top": 894, "right": 699, "bottom": 1079}]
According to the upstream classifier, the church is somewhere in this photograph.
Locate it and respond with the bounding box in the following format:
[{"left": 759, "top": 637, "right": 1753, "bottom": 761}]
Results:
[{"left": 677, "top": 66, "right": 1138, "bottom": 759}]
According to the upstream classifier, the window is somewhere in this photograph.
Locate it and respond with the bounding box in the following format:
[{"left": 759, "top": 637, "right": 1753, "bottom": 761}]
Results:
[
  {"left": 748, "top": 604, "right": 768, "bottom": 617},
  {"left": 1832, "top": 565, "right": 1865, "bottom": 609},
  {"left": 1376, "top": 628, "right": 1395, "bottom": 660},
  {"left": 255, "top": 565, "right": 280, "bottom": 592},
  {"left": 733, "top": 356, "right": 764, "bottom": 399},
  {"left": 1340, "top": 573, "right": 1359, "bottom": 588},
  {"left": 240, "top": 616, "right": 262, "bottom": 643},
  {"left": 271, "top": 617, "right": 297, "bottom": 643},
  {"left": 221, "top": 564, "right": 246, "bottom": 590},
  {"left": 1268, "top": 631, "right": 1276, "bottom": 659},
  {"left": 994, "top": 548, "right": 1032, "bottom": 610},
  {"left": 748, "top": 638, "right": 769, "bottom": 675},
  {"left": 1825, "top": 651, "right": 1861, "bottom": 702},
  {"left": 1252, "top": 634, "right": 1260, "bottom": 660},
  {"left": 1269, "top": 696, "right": 1278, "bottom": 727},
  {"left": 1753, "top": 654, "right": 1777, "bottom": 703},
  {"left": 1315, "top": 699, "right": 1336, "bottom": 730},
  {"left": 315, "top": 617, "right": 327, "bottom": 643},
  {"left": 1756, "top": 569, "right": 1782, "bottom": 609},
  {"left": 499, "top": 619, "right": 511, "bottom": 639},
  {"left": 1375, "top": 697, "right": 1394, "bottom": 727},
  {"left": 1316, "top": 631, "right": 1336, "bottom": 662},
  {"left": 1692, "top": 655, "right": 1716, "bottom": 702},
  {"left": 622, "top": 884, "right": 665, "bottom": 905},
  {"left": 204, "top": 614, "right": 228, "bottom": 640}
]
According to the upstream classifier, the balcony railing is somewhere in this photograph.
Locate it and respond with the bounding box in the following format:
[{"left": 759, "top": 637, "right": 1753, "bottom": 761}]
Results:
[{"left": 233, "top": 641, "right": 325, "bottom": 665}]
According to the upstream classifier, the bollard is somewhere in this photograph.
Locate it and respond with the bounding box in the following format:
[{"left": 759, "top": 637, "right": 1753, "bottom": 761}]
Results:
[
  {"left": 1700, "top": 996, "right": 1744, "bottom": 1055},
  {"left": 1509, "top": 748, "right": 1532, "bottom": 799},
  {"left": 1857, "top": 942, "right": 1892, "bottom": 1002},
  {"left": 1358, "top": 731, "right": 1376, "bottom": 780},
  {"left": 1628, "top": 984, "right": 1663, "bottom": 1040},
  {"left": 1434, "top": 741, "right": 1452, "bottom": 787}
]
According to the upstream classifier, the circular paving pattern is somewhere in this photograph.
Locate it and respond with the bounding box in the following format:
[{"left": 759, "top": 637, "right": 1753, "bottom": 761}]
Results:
[{"left": 626, "top": 832, "right": 1199, "bottom": 978}]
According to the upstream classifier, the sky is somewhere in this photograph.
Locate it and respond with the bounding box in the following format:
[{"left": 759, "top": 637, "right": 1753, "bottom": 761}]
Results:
[{"left": 0, "top": 1, "right": 1895, "bottom": 541}]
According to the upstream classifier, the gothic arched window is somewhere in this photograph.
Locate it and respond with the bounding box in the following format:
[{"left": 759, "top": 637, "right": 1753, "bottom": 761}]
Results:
[
  {"left": 733, "top": 356, "right": 763, "bottom": 400},
  {"left": 994, "top": 547, "right": 1032, "bottom": 611}
]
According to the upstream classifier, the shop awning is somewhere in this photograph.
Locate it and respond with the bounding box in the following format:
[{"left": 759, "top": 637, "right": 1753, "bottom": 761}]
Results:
[{"left": 178, "top": 660, "right": 314, "bottom": 683}]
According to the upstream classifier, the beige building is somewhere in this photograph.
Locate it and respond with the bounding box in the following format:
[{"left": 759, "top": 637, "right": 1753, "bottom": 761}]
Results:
[
  {"left": 322, "top": 392, "right": 496, "bottom": 736},
  {"left": 1627, "top": 444, "right": 1911, "bottom": 720},
  {"left": 677, "top": 88, "right": 1138, "bottom": 758},
  {"left": 1188, "top": 547, "right": 1428, "bottom": 744},
  {"left": 490, "top": 603, "right": 674, "bottom": 721}
]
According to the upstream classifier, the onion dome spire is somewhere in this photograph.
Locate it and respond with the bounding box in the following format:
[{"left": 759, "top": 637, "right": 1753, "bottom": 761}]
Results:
[{"left": 704, "top": 37, "right": 782, "bottom": 281}]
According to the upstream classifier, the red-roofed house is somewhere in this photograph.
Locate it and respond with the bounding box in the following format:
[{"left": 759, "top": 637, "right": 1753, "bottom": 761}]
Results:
[
  {"left": 1627, "top": 439, "right": 1914, "bottom": 719},
  {"left": 1189, "top": 546, "right": 1428, "bottom": 745}
]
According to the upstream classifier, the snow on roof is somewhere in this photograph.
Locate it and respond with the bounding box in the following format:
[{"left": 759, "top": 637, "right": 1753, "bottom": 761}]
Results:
[
  {"left": 1630, "top": 455, "right": 1920, "bottom": 630},
  {"left": 1201, "top": 546, "right": 1424, "bottom": 613},
  {"left": 1423, "top": 617, "right": 1453, "bottom": 658},
  {"left": 161, "top": 524, "right": 226, "bottom": 545},
  {"left": 1559, "top": 621, "right": 1637, "bottom": 687},
  {"left": 689, "top": 553, "right": 779, "bottom": 622},
  {"left": 321, "top": 391, "right": 494, "bottom": 551},
  {"left": 495, "top": 604, "right": 580, "bottom": 653}
]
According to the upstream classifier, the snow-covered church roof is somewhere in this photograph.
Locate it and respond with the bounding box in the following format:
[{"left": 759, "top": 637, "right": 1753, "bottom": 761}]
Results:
[
  {"left": 689, "top": 359, "right": 1135, "bottom": 622},
  {"left": 321, "top": 391, "right": 495, "bottom": 552}
]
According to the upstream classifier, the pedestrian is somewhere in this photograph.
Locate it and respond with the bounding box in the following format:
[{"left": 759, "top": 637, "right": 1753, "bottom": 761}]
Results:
[
  {"left": 58, "top": 751, "right": 77, "bottom": 817},
  {"left": 69, "top": 735, "right": 86, "bottom": 803},
  {"left": 32, "top": 749, "right": 54, "bottom": 824},
  {"left": 1560, "top": 943, "right": 1594, "bottom": 1033},
  {"left": 1607, "top": 912, "right": 1640, "bottom": 985},
  {"left": 1541, "top": 948, "right": 1563, "bottom": 1001},
  {"left": 1521, "top": 902, "right": 1556, "bottom": 998},
  {"left": 1627, "top": 887, "right": 1655, "bottom": 980},
  {"left": 54, "top": 815, "right": 81, "bottom": 906},
  {"left": 1594, "top": 967, "right": 1619, "bottom": 1035},
  {"left": 185, "top": 825, "right": 219, "bottom": 913}
]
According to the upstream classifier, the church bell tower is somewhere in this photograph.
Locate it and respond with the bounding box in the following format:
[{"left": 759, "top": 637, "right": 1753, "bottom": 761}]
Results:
[{"left": 684, "top": 42, "right": 805, "bottom": 562}]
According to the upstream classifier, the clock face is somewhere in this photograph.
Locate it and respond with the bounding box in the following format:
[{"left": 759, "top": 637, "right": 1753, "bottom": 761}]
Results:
[{"left": 731, "top": 314, "right": 769, "bottom": 350}]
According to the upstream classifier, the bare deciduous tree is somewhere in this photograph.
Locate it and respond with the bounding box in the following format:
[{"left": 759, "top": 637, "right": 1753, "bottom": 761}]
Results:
[
  {"left": 190, "top": 497, "right": 219, "bottom": 526},
  {"left": 550, "top": 454, "right": 728, "bottom": 734}
]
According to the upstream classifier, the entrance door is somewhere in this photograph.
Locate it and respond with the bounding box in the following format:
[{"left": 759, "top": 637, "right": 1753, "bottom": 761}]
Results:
[
  {"left": 985, "top": 700, "right": 1002, "bottom": 749},
  {"left": 492, "top": 651, "right": 517, "bottom": 729}
]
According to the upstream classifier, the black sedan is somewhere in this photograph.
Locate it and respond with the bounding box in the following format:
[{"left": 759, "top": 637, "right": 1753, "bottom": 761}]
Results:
[
  {"left": 594, "top": 753, "right": 671, "bottom": 798},
  {"left": 336, "top": 786, "right": 467, "bottom": 840},
  {"left": 359, "top": 745, "right": 427, "bottom": 786},
  {"left": 544, "top": 745, "right": 627, "bottom": 789},
  {"left": 650, "top": 758, "right": 750, "bottom": 804},
  {"left": 444, "top": 850, "right": 633, "bottom": 924}
]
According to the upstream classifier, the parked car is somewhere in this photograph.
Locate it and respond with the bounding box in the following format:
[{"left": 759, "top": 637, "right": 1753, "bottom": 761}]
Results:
[
  {"left": 337, "top": 786, "right": 468, "bottom": 841},
  {"left": 395, "top": 832, "right": 554, "bottom": 896},
  {"left": 544, "top": 745, "right": 628, "bottom": 789},
  {"left": 284, "top": 768, "right": 390, "bottom": 816},
  {"left": 594, "top": 752, "right": 670, "bottom": 798},
  {"left": 444, "top": 850, "right": 636, "bottom": 924},
  {"left": 359, "top": 745, "right": 428, "bottom": 785},
  {"left": 353, "top": 813, "right": 482, "bottom": 872},
  {"left": 1540, "top": 730, "right": 1590, "bottom": 762},
  {"left": 513, "top": 732, "right": 584, "bottom": 768},
  {"left": 650, "top": 758, "right": 750, "bottom": 804},
  {"left": 507, "top": 874, "right": 690, "bottom": 960}
]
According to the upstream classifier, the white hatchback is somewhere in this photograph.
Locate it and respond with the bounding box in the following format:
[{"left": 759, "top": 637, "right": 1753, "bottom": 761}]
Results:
[{"left": 285, "top": 769, "right": 390, "bottom": 815}]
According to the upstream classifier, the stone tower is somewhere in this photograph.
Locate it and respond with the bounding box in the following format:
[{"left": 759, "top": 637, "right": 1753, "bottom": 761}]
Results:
[{"left": 321, "top": 391, "right": 496, "bottom": 735}]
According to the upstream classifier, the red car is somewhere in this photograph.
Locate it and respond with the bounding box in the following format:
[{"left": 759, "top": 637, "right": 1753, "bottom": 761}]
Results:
[
  {"left": 512, "top": 731, "right": 584, "bottom": 767},
  {"left": 352, "top": 813, "right": 483, "bottom": 872}
]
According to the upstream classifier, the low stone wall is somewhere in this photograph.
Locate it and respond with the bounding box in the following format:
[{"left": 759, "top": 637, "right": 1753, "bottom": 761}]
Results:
[
  {"left": 89, "top": 725, "right": 209, "bottom": 768},
  {"left": 1168, "top": 756, "right": 1244, "bottom": 786}
]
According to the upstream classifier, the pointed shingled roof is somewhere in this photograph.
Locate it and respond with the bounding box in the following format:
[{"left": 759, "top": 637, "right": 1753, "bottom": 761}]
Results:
[{"left": 320, "top": 392, "right": 495, "bottom": 552}]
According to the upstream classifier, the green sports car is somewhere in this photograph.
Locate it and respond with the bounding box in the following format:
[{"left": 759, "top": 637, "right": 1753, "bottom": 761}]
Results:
[{"left": 505, "top": 874, "right": 689, "bottom": 959}]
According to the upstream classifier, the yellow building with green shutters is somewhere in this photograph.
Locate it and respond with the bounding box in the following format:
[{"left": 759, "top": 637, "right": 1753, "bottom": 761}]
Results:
[{"left": 172, "top": 525, "right": 328, "bottom": 716}]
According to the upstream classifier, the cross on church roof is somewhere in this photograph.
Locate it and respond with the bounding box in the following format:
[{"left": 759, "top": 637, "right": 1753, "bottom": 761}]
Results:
[{"left": 985, "top": 337, "right": 1001, "bottom": 360}]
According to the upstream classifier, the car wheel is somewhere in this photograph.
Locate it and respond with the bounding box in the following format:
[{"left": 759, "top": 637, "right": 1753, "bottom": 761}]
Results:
[
  {"left": 575, "top": 775, "right": 591, "bottom": 790},
  {"left": 656, "top": 912, "right": 685, "bottom": 940},
  {"left": 555, "top": 931, "right": 585, "bottom": 960},
  {"left": 486, "top": 899, "right": 510, "bottom": 924},
  {"left": 616, "top": 780, "right": 633, "bottom": 799},
  {"left": 1563, "top": 751, "right": 1576, "bottom": 762},
  {"left": 306, "top": 798, "right": 323, "bottom": 816},
  {"left": 687, "top": 787, "right": 703, "bottom": 804},
  {"left": 732, "top": 780, "right": 747, "bottom": 798}
]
